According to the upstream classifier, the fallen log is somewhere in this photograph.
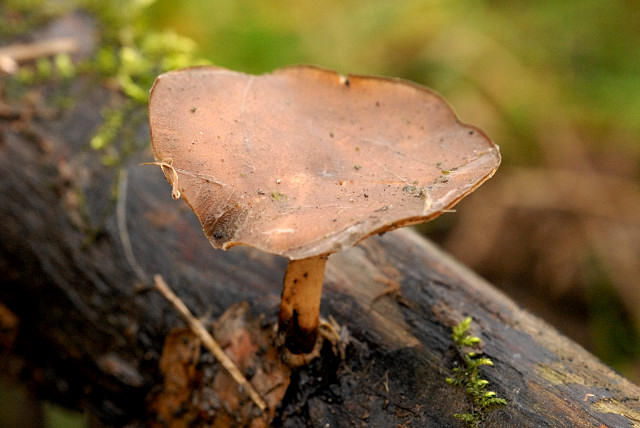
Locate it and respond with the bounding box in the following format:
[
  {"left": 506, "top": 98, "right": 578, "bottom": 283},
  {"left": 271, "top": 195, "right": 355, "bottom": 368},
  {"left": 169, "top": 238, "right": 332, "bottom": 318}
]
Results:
[{"left": 1, "top": 14, "right": 640, "bottom": 428}]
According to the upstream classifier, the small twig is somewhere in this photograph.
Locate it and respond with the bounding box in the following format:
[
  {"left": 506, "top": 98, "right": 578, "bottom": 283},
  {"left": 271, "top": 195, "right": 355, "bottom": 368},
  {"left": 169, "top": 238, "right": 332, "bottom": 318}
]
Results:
[
  {"left": 0, "top": 37, "right": 79, "bottom": 74},
  {"left": 152, "top": 274, "right": 267, "bottom": 412},
  {"left": 0, "top": 37, "right": 79, "bottom": 61},
  {"left": 116, "top": 169, "right": 147, "bottom": 281}
]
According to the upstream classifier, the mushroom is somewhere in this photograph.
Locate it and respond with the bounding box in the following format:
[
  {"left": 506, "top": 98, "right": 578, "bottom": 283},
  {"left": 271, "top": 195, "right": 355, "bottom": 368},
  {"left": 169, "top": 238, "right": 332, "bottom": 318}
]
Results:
[{"left": 148, "top": 65, "right": 500, "bottom": 356}]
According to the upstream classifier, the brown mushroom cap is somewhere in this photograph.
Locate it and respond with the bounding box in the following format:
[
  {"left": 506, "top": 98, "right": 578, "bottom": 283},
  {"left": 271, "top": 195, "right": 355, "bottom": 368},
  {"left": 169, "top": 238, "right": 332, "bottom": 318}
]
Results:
[{"left": 149, "top": 65, "right": 500, "bottom": 260}]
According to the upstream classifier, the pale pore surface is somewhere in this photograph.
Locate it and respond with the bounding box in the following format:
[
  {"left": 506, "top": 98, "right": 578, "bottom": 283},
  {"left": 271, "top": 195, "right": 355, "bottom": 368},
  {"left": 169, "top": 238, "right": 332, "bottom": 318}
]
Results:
[{"left": 150, "top": 66, "right": 500, "bottom": 260}]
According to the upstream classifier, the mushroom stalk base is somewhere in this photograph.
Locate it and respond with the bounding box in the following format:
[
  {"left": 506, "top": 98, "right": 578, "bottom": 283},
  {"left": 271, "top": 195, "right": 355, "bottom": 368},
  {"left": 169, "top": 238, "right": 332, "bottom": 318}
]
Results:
[{"left": 278, "top": 254, "right": 328, "bottom": 354}]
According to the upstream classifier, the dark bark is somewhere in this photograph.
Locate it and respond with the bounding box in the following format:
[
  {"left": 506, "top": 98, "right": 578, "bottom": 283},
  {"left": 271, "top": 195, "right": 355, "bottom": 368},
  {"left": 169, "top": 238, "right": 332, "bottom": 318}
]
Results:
[{"left": 2, "top": 13, "right": 640, "bottom": 428}]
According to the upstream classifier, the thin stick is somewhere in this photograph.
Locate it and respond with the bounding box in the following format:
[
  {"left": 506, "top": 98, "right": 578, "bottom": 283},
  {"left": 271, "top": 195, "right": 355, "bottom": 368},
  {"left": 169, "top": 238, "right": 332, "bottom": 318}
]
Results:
[
  {"left": 153, "top": 274, "right": 267, "bottom": 412},
  {"left": 0, "top": 37, "right": 79, "bottom": 62},
  {"left": 116, "top": 169, "right": 147, "bottom": 281},
  {"left": 0, "top": 38, "right": 79, "bottom": 74}
]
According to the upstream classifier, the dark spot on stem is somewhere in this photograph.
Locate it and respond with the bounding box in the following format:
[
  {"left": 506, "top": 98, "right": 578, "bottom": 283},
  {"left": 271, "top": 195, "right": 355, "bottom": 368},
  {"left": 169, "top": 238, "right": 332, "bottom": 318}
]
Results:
[{"left": 283, "top": 310, "right": 318, "bottom": 354}]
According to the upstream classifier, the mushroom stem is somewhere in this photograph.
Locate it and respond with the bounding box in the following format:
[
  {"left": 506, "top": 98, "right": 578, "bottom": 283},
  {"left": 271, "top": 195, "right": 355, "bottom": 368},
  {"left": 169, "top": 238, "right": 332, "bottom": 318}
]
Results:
[{"left": 278, "top": 254, "right": 329, "bottom": 354}]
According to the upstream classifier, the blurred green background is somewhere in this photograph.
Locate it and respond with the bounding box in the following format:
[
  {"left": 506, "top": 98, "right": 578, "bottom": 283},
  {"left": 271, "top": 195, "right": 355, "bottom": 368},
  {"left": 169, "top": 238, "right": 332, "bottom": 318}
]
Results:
[
  {"left": 1, "top": 0, "right": 640, "bottom": 425},
  {"left": 145, "top": 0, "right": 640, "bottom": 379}
]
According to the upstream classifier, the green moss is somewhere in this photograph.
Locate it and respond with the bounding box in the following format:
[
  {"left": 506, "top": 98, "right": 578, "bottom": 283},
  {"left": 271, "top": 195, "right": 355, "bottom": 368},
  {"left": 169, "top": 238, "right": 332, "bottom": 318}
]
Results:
[
  {"left": 54, "top": 53, "right": 76, "bottom": 78},
  {"left": 1, "top": 0, "right": 209, "bottom": 247},
  {"left": 75, "top": 0, "right": 208, "bottom": 164},
  {"left": 270, "top": 190, "right": 289, "bottom": 202},
  {"left": 4, "top": 0, "right": 207, "bottom": 166},
  {"left": 90, "top": 106, "right": 125, "bottom": 150},
  {"left": 446, "top": 317, "right": 507, "bottom": 427}
]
